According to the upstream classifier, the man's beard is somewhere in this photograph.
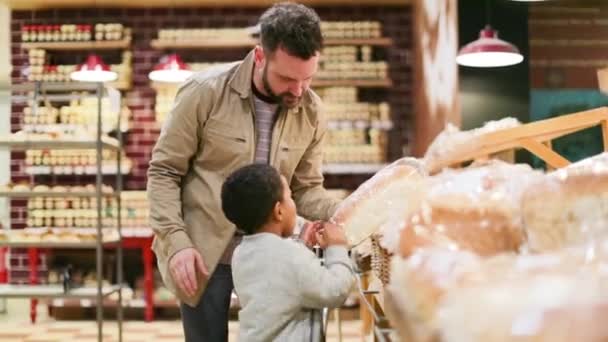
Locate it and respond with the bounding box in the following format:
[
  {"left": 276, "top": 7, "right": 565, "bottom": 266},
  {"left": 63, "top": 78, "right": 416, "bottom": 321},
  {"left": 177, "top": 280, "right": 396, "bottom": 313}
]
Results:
[{"left": 262, "top": 64, "right": 301, "bottom": 108}]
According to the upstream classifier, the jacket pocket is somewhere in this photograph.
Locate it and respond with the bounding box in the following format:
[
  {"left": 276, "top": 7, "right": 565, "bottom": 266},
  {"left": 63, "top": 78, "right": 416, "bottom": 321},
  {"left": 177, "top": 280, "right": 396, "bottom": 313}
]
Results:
[
  {"left": 201, "top": 119, "right": 249, "bottom": 174},
  {"left": 277, "top": 142, "right": 308, "bottom": 182}
]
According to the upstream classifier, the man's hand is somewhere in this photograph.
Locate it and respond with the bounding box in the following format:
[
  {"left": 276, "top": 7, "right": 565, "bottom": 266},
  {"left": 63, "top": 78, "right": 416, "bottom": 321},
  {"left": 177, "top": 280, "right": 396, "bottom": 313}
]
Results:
[
  {"left": 315, "top": 222, "right": 347, "bottom": 249},
  {"left": 169, "top": 247, "right": 209, "bottom": 297}
]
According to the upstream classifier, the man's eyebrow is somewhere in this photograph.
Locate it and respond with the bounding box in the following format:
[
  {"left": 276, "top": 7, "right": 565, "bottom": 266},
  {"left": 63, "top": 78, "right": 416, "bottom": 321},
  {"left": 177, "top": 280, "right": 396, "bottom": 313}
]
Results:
[{"left": 276, "top": 71, "right": 315, "bottom": 81}]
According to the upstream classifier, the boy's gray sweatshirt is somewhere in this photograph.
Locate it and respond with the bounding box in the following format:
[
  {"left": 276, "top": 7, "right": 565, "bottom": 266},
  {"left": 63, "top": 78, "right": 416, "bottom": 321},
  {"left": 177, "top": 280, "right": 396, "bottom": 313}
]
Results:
[{"left": 232, "top": 233, "right": 355, "bottom": 342}]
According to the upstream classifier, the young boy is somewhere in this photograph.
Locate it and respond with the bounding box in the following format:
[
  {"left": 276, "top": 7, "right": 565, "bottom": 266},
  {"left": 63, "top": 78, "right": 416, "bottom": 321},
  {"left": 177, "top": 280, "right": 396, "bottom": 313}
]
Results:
[{"left": 221, "top": 164, "right": 355, "bottom": 342}]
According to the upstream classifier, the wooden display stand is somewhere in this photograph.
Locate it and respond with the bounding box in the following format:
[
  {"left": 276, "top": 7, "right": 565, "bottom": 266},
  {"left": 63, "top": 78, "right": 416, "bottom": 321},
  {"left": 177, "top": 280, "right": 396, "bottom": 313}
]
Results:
[
  {"left": 360, "top": 106, "right": 608, "bottom": 340},
  {"left": 426, "top": 107, "right": 608, "bottom": 174}
]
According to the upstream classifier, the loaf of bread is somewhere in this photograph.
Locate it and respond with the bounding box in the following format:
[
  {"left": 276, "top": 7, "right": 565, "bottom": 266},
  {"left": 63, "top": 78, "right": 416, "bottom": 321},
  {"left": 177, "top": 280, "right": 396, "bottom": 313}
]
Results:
[
  {"left": 398, "top": 161, "right": 542, "bottom": 257},
  {"left": 523, "top": 152, "right": 608, "bottom": 252},
  {"left": 437, "top": 244, "right": 608, "bottom": 342},
  {"left": 331, "top": 157, "right": 427, "bottom": 247},
  {"left": 388, "top": 244, "right": 608, "bottom": 342},
  {"left": 386, "top": 249, "right": 481, "bottom": 342}
]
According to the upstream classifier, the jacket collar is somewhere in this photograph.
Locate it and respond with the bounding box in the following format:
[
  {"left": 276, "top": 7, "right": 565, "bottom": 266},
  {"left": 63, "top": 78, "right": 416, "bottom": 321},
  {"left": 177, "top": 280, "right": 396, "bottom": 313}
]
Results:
[{"left": 229, "top": 49, "right": 313, "bottom": 112}]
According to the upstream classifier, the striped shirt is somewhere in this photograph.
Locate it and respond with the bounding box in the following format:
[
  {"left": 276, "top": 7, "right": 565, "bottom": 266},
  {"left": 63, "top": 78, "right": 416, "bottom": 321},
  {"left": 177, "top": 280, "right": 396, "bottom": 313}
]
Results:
[
  {"left": 219, "top": 90, "right": 279, "bottom": 265},
  {"left": 253, "top": 95, "right": 279, "bottom": 163}
]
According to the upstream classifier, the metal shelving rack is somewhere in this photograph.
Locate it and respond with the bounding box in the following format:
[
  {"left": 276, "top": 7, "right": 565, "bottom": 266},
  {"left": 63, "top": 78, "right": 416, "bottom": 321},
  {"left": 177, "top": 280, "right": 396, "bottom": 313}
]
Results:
[{"left": 1, "top": 81, "right": 124, "bottom": 342}]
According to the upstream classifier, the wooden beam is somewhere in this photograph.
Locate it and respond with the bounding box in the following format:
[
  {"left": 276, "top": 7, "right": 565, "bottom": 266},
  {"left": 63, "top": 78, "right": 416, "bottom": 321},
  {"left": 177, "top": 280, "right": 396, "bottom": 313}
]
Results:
[
  {"left": 8, "top": 0, "right": 410, "bottom": 10},
  {"left": 518, "top": 138, "right": 571, "bottom": 169}
]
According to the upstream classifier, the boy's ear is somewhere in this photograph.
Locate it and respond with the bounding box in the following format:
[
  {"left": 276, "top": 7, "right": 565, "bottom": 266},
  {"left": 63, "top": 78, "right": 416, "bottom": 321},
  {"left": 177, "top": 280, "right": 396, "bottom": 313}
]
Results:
[{"left": 272, "top": 201, "right": 283, "bottom": 222}]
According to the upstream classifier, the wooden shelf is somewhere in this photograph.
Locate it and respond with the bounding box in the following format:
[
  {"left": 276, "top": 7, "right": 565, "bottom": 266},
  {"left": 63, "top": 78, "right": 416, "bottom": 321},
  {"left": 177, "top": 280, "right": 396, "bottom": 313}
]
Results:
[
  {"left": 0, "top": 284, "right": 121, "bottom": 299},
  {"left": 313, "top": 79, "right": 392, "bottom": 88},
  {"left": 0, "top": 136, "right": 121, "bottom": 151},
  {"left": 0, "top": 238, "right": 120, "bottom": 249},
  {"left": 327, "top": 120, "right": 393, "bottom": 130},
  {"left": 10, "top": 0, "right": 410, "bottom": 10},
  {"left": 150, "top": 37, "right": 393, "bottom": 49},
  {"left": 323, "top": 163, "right": 388, "bottom": 174},
  {"left": 21, "top": 38, "right": 131, "bottom": 51},
  {"left": 0, "top": 190, "right": 117, "bottom": 198},
  {"left": 0, "top": 228, "right": 121, "bottom": 249},
  {"left": 25, "top": 164, "right": 131, "bottom": 176},
  {"left": 47, "top": 297, "right": 179, "bottom": 309},
  {"left": 325, "top": 37, "right": 393, "bottom": 46},
  {"left": 12, "top": 81, "right": 131, "bottom": 92},
  {"left": 150, "top": 38, "right": 257, "bottom": 49}
]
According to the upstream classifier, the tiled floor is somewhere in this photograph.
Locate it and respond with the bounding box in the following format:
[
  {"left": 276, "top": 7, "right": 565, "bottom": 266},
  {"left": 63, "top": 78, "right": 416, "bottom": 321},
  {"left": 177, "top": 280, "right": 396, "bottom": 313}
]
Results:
[{"left": 0, "top": 299, "right": 364, "bottom": 341}]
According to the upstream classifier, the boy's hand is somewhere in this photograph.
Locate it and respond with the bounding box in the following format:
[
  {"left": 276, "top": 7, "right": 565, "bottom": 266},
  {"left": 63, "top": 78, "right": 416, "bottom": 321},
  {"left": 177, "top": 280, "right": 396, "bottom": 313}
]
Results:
[
  {"left": 300, "top": 221, "right": 322, "bottom": 248},
  {"left": 315, "top": 222, "right": 347, "bottom": 248}
]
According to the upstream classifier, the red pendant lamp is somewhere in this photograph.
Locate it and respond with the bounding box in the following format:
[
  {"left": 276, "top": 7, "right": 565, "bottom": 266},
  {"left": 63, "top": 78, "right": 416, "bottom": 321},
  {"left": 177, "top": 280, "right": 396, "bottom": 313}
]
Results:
[
  {"left": 457, "top": 25, "right": 523, "bottom": 68},
  {"left": 148, "top": 53, "right": 193, "bottom": 83},
  {"left": 70, "top": 54, "right": 118, "bottom": 82},
  {"left": 457, "top": 0, "right": 524, "bottom": 68}
]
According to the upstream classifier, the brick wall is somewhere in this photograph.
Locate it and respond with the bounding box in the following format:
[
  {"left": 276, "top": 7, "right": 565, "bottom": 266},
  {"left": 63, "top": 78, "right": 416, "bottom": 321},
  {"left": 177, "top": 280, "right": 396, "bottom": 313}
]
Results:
[
  {"left": 9, "top": 5, "right": 412, "bottom": 282},
  {"left": 529, "top": 3, "right": 608, "bottom": 89}
]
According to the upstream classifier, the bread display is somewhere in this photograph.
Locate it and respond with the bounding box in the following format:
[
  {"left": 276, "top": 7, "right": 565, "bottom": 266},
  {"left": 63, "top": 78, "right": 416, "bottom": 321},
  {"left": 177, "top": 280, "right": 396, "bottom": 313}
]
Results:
[
  {"left": 523, "top": 152, "right": 608, "bottom": 252},
  {"left": 398, "top": 161, "right": 543, "bottom": 257},
  {"left": 331, "top": 157, "right": 427, "bottom": 247},
  {"left": 388, "top": 243, "right": 608, "bottom": 342},
  {"left": 437, "top": 245, "right": 608, "bottom": 342}
]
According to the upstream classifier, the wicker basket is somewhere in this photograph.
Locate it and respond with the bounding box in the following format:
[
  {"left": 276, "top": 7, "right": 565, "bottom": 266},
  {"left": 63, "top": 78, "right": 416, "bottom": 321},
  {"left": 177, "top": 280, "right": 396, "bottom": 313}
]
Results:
[{"left": 370, "top": 233, "right": 392, "bottom": 285}]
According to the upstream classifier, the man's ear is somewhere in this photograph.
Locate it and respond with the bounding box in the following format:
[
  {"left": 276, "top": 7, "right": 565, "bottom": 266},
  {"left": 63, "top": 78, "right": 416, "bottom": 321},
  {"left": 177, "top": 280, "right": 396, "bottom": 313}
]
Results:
[{"left": 254, "top": 45, "right": 265, "bottom": 67}]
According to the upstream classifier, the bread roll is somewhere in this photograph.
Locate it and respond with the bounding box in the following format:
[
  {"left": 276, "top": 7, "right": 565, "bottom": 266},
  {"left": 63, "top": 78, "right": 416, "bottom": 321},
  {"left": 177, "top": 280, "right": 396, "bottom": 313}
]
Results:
[
  {"left": 523, "top": 152, "right": 608, "bottom": 252},
  {"left": 331, "top": 157, "right": 427, "bottom": 246}
]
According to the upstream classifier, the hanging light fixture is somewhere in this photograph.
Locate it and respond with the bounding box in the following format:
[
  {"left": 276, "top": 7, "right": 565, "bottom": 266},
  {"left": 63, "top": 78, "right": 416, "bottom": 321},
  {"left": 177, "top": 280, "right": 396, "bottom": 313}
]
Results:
[
  {"left": 70, "top": 54, "right": 118, "bottom": 82},
  {"left": 148, "top": 53, "right": 193, "bottom": 83},
  {"left": 457, "top": 0, "right": 524, "bottom": 68},
  {"left": 457, "top": 25, "right": 523, "bottom": 67}
]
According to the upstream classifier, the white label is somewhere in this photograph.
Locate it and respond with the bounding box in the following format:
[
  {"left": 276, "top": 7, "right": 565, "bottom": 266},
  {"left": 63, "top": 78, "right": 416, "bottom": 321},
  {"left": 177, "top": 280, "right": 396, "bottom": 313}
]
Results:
[
  {"left": 81, "top": 299, "right": 92, "bottom": 307},
  {"left": 107, "top": 87, "right": 121, "bottom": 115}
]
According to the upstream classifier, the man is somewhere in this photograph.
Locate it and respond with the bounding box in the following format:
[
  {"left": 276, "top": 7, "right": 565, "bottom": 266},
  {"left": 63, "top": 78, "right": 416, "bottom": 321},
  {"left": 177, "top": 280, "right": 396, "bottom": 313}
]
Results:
[{"left": 147, "top": 3, "right": 340, "bottom": 341}]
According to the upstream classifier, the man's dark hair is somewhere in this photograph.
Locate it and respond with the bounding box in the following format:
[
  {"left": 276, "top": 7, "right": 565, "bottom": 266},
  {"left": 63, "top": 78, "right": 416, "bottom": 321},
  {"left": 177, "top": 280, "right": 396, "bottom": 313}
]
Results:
[
  {"left": 258, "top": 2, "right": 323, "bottom": 59},
  {"left": 221, "top": 164, "right": 284, "bottom": 235}
]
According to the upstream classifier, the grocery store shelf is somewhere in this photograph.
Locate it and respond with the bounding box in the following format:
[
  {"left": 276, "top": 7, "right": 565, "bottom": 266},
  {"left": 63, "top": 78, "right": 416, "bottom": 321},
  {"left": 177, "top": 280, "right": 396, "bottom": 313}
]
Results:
[
  {"left": 25, "top": 164, "right": 131, "bottom": 176},
  {"left": 21, "top": 38, "right": 131, "bottom": 51},
  {"left": 11, "top": 81, "right": 131, "bottom": 92},
  {"left": 323, "top": 163, "right": 388, "bottom": 174},
  {"left": 150, "top": 37, "right": 392, "bottom": 49},
  {"left": 0, "top": 238, "right": 120, "bottom": 249},
  {"left": 0, "top": 284, "right": 122, "bottom": 299},
  {"left": 0, "top": 190, "right": 117, "bottom": 198},
  {"left": 0, "top": 136, "right": 121, "bottom": 151},
  {"left": 150, "top": 38, "right": 257, "bottom": 49},
  {"left": 327, "top": 120, "right": 393, "bottom": 130},
  {"left": 313, "top": 79, "right": 392, "bottom": 88}
]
